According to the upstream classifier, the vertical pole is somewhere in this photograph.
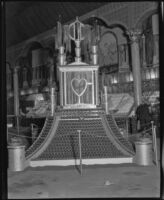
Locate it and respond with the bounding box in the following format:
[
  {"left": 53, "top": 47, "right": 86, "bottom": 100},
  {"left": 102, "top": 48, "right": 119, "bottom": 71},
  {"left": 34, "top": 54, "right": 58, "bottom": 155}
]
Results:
[
  {"left": 104, "top": 86, "right": 109, "bottom": 114},
  {"left": 13, "top": 66, "right": 20, "bottom": 117},
  {"left": 7, "top": 125, "right": 8, "bottom": 142},
  {"left": 13, "top": 66, "right": 20, "bottom": 132},
  {"left": 142, "top": 34, "right": 147, "bottom": 67},
  {"left": 23, "top": 68, "right": 28, "bottom": 88},
  {"left": 16, "top": 116, "right": 20, "bottom": 135},
  {"left": 95, "top": 70, "right": 99, "bottom": 106},
  {"left": 78, "top": 130, "right": 82, "bottom": 175},
  {"left": 151, "top": 121, "right": 155, "bottom": 151},
  {"left": 60, "top": 71, "right": 63, "bottom": 106},
  {"left": 50, "top": 87, "right": 55, "bottom": 116},
  {"left": 126, "top": 118, "right": 129, "bottom": 138},
  {"left": 153, "top": 125, "right": 158, "bottom": 166},
  {"left": 49, "top": 64, "right": 54, "bottom": 86},
  {"left": 31, "top": 124, "right": 35, "bottom": 143}
]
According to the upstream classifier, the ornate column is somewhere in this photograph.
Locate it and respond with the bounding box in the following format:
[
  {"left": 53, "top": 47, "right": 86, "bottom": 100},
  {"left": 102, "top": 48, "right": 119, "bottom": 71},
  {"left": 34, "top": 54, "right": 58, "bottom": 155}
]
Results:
[
  {"left": 141, "top": 34, "right": 147, "bottom": 67},
  {"left": 13, "top": 66, "right": 20, "bottom": 117},
  {"left": 23, "top": 67, "right": 28, "bottom": 88},
  {"left": 49, "top": 64, "right": 54, "bottom": 86},
  {"left": 127, "top": 30, "right": 142, "bottom": 108},
  {"left": 32, "top": 67, "right": 37, "bottom": 85}
]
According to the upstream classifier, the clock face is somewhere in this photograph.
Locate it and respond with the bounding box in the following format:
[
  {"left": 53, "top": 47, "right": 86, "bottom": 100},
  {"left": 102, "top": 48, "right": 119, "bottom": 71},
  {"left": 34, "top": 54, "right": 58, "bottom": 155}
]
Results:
[{"left": 98, "top": 32, "right": 118, "bottom": 67}]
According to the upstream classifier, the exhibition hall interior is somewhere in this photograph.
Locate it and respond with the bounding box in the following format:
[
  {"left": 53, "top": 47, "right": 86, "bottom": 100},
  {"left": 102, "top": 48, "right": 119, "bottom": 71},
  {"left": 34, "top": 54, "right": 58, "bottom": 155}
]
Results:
[{"left": 5, "top": 2, "right": 161, "bottom": 198}]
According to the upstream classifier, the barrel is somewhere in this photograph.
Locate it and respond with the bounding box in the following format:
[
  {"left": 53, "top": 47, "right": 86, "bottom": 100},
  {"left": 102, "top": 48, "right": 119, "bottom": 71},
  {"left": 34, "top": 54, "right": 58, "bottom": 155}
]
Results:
[
  {"left": 8, "top": 138, "right": 25, "bottom": 171},
  {"left": 134, "top": 138, "right": 153, "bottom": 166}
]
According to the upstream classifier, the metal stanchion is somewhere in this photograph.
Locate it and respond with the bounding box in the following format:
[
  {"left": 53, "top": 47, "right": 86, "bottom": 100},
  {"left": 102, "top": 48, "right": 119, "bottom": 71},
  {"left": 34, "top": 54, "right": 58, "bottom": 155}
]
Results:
[
  {"left": 31, "top": 123, "right": 38, "bottom": 143},
  {"left": 77, "top": 130, "right": 82, "bottom": 176},
  {"left": 151, "top": 121, "right": 158, "bottom": 166},
  {"left": 151, "top": 121, "right": 155, "bottom": 149},
  {"left": 153, "top": 125, "right": 158, "bottom": 166}
]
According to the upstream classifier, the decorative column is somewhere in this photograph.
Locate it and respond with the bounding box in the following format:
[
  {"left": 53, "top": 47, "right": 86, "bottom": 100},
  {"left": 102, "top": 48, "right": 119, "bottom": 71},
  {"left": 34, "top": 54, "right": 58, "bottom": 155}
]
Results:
[
  {"left": 127, "top": 30, "right": 142, "bottom": 108},
  {"left": 13, "top": 66, "right": 20, "bottom": 117},
  {"left": 141, "top": 34, "right": 147, "bottom": 67},
  {"left": 152, "top": 14, "right": 159, "bottom": 66},
  {"left": 32, "top": 67, "right": 37, "bottom": 85},
  {"left": 23, "top": 67, "right": 28, "bottom": 88}
]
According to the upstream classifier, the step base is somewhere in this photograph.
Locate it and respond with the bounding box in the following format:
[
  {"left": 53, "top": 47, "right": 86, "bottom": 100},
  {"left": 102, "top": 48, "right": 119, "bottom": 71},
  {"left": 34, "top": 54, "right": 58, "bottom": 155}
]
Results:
[{"left": 30, "top": 157, "right": 133, "bottom": 167}]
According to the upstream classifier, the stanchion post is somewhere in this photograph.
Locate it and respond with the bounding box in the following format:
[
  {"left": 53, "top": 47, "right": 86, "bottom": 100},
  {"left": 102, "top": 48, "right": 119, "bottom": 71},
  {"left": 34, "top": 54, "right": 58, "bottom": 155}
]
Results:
[
  {"left": 77, "top": 130, "right": 82, "bottom": 176},
  {"left": 31, "top": 124, "right": 34, "bottom": 142},
  {"left": 104, "top": 86, "right": 109, "bottom": 114},
  {"left": 126, "top": 117, "right": 129, "bottom": 138},
  {"left": 151, "top": 121, "right": 155, "bottom": 151},
  {"left": 153, "top": 125, "right": 158, "bottom": 166}
]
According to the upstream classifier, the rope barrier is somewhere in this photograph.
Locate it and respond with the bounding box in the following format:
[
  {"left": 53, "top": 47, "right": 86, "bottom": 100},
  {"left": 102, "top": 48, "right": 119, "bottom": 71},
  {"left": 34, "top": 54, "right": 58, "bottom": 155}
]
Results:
[{"left": 7, "top": 125, "right": 153, "bottom": 140}]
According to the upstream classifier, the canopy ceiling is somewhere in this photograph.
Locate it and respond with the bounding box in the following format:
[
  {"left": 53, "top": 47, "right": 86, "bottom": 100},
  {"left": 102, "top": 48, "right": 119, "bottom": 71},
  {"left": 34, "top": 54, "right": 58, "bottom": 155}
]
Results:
[{"left": 5, "top": 2, "right": 107, "bottom": 48}]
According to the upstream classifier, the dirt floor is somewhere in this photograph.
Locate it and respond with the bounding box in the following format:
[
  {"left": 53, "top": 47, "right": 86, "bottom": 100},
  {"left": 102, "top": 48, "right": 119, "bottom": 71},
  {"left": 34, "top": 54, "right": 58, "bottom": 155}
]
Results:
[
  {"left": 8, "top": 138, "right": 161, "bottom": 199},
  {"left": 8, "top": 163, "right": 160, "bottom": 199}
]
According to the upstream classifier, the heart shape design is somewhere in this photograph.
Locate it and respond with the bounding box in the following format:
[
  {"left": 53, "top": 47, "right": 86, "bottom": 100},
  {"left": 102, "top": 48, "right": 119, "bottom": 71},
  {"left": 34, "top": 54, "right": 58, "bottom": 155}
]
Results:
[{"left": 71, "top": 78, "right": 88, "bottom": 97}]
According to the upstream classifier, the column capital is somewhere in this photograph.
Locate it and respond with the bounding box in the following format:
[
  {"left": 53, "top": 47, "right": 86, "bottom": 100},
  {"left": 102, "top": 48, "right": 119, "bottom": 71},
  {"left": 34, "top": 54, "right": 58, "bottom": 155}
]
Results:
[{"left": 126, "top": 29, "right": 142, "bottom": 43}]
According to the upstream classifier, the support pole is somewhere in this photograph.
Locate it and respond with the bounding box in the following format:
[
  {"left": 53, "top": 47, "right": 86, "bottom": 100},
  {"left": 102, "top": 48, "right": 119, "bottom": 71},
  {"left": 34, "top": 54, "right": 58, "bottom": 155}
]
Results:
[
  {"left": 49, "top": 64, "right": 54, "bottom": 86},
  {"left": 151, "top": 121, "right": 155, "bottom": 150},
  {"left": 13, "top": 66, "right": 20, "bottom": 131},
  {"left": 50, "top": 86, "right": 56, "bottom": 116},
  {"left": 104, "top": 86, "right": 109, "bottom": 114},
  {"left": 153, "top": 125, "right": 158, "bottom": 166},
  {"left": 77, "top": 130, "right": 82, "bottom": 176},
  {"left": 142, "top": 34, "right": 147, "bottom": 67}
]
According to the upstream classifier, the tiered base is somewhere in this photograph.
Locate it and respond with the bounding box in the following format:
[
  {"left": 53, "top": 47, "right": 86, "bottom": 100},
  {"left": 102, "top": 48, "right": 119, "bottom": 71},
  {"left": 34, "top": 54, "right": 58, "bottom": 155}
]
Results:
[{"left": 26, "top": 108, "right": 135, "bottom": 167}]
